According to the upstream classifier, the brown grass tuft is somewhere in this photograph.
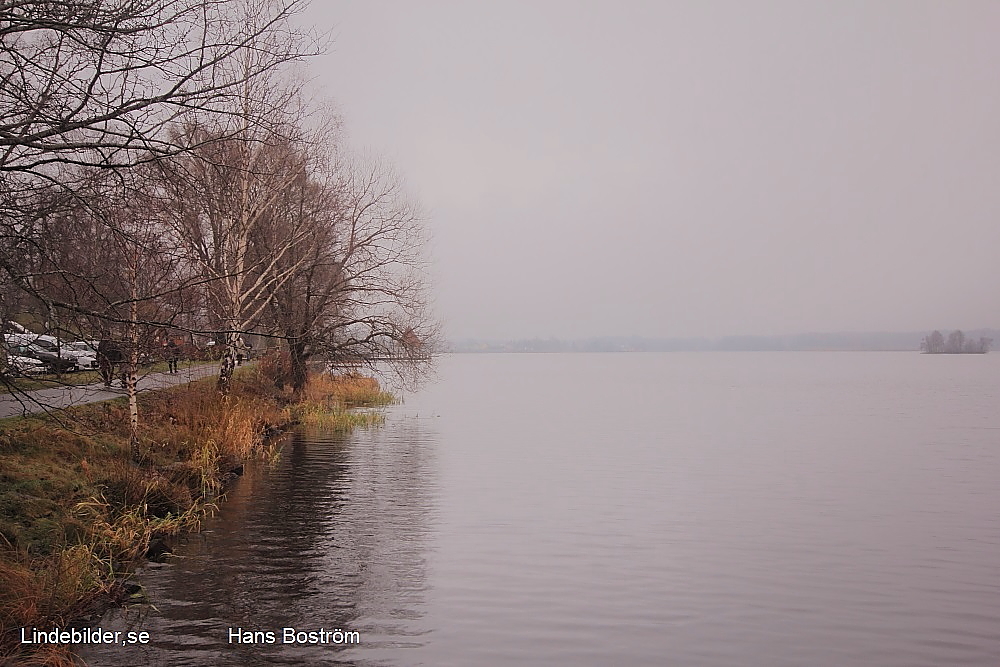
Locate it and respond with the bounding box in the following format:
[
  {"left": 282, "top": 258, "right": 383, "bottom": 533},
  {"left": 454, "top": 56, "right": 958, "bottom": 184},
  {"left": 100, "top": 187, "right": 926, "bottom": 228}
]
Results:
[{"left": 302, "top": 372, "right": 397, "bottom": 408}]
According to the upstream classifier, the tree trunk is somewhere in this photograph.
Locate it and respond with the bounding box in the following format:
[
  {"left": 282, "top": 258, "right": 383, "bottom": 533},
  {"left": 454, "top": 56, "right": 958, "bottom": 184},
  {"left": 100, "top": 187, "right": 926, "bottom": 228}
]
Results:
[
  {"left": 289, "top": 337, "right": 308, "bottom": 397},
  {"left": 217, "top": 327, "right": 241, "bottom": 395},
  {"left": 126, "top": 297, "right": 141, "bottom": 463},
  {"left": 126, "top": 357, "right": 140, "bottom": 463}
]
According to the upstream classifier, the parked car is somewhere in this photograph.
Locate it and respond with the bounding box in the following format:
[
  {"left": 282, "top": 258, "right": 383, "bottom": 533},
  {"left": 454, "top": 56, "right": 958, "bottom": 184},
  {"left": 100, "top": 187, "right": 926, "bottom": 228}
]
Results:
[
  {"left": 8, "top": 343, "right": 79, "bottom": 373},
  {"left": 66, "top": 340, "right": 98, "bottom": 355},
  {"left": 4, "top": 321, "right": 31, "bottom": 335},
  {"left": 33, "top": 338, "right": 99, "bottom": 370},
  {"left": 66, "top": 341, "right": 100, "bottom": 369},
  {"left": 4, "top": 333, "right": 63, "bottom": 353},
  {"left": 4, "top": 332, "right": 39, "bottom": 347},
  {"left": 3, "top": 334, "right": 99, "bottom": 370},
  {"left": 3, "top": 352, "right": 46, "bottom": 375}
]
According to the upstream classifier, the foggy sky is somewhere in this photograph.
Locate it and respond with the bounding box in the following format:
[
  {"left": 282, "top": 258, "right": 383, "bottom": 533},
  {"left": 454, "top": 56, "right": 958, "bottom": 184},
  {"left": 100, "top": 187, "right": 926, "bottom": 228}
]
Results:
[{"left": 302, "top": 1, "right": 1000, "bottom": 339}]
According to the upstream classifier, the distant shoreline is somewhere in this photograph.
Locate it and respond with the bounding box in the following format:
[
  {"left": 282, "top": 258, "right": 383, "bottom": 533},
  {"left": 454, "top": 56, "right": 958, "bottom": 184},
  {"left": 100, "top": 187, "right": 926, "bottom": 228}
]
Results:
[
  {"left": 446, "top": 349, "right": 981, "bottom": 354},
  {"left": 448, "top": 329, "right": 999, "bottom": 354}
]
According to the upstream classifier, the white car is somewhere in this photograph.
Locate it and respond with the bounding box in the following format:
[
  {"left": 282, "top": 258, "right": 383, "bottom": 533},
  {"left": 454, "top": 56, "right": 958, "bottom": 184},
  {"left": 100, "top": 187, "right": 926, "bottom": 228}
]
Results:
[
  {"left": 65, "top": 340, "right": 97, "bottom": 355},
  {"left": 61, "top": 341, "right": 100, "bottom": 370},
  {"left": 8, "top": 335, "right": 97, "bottom": 371},
  {"left": 7, "top": 342, "right": 79, "bottom": 373},
  {"left": 4, "top": 352, "right": 46, "bottom": 375}
]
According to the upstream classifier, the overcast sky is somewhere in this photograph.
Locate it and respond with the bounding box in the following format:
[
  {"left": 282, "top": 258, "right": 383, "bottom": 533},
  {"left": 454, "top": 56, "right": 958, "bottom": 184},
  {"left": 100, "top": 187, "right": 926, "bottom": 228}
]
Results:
[{"left": 301, "top": 1, "right": 1000, "bottom": 340}]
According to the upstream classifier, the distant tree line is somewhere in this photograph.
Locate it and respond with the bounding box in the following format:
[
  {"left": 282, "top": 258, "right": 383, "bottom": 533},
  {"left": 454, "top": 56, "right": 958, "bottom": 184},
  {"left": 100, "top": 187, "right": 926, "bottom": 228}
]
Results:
[
  {"left": 451, "top": 331, "right": 1000, "bottom": 353},
  {"left": 0, "top": 0, "right": 437, "bottom": 457},
  {"left": 921, "top": 330, "right": 991, "bottom": 354}
]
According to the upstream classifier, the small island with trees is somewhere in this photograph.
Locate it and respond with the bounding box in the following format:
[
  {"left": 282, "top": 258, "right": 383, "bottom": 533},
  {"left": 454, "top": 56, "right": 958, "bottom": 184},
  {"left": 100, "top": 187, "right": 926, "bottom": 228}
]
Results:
[{"left": 921, "top": 330, "right": 992, "bottom": 354}]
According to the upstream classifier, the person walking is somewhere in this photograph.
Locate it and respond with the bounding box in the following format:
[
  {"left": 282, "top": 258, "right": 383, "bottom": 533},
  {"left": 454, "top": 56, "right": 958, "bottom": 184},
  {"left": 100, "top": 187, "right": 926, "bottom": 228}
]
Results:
[
  {"left": 167, "top": 339, "right": 180, "bottom": 374},
  {"left": 236, "top": 337, "right": 247, "bottom": 366}
]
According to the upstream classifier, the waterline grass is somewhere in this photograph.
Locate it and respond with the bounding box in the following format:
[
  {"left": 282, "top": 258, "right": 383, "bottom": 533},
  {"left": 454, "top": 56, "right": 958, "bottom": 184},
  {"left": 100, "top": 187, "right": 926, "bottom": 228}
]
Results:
[
  {"left": 0, "top": 368, "right": 395, "bottom": 664},
  {"left": 286, "top": 372, "right": 395, "bottom": 430}
]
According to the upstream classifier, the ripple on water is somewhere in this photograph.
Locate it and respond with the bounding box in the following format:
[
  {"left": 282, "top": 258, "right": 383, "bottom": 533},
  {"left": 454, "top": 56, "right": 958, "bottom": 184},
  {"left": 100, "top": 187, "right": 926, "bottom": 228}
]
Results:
[{"left": 82, "top": 354, "right": 1000, "bottom": 666}]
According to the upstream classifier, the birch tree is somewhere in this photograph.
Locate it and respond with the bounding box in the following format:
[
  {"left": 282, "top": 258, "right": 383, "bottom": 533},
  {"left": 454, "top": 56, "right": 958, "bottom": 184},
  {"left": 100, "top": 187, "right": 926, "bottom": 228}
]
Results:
[{"left": 157, "top": 122, "right": 316, "bottom": 393}]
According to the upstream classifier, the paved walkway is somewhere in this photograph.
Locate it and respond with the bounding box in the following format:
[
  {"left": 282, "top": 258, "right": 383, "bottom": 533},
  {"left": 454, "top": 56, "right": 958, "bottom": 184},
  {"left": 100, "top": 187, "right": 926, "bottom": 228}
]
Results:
[{"left": 0, "top": 363, "right": 221, "bottom": 419}]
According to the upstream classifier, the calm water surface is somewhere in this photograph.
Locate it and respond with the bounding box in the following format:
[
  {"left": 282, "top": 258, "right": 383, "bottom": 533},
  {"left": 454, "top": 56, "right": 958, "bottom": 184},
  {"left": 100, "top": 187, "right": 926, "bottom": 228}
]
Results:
[{"left": 84, "top": 353, "right": 1000, "bottom": 666}]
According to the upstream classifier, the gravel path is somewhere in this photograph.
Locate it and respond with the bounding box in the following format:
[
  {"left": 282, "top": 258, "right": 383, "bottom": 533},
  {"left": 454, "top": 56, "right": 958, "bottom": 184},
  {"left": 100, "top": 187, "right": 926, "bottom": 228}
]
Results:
[{"left": 0, "top": 362, "right": 222, "bottom": 419}]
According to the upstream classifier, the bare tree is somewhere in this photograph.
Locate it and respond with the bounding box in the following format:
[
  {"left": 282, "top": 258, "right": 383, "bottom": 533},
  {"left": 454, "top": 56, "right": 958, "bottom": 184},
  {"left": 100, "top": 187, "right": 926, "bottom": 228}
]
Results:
[
  {"left": 0, "top": 0, "right": 320, "bottom": 396},
  {"left": 922, "top": 330, "right": 945, "bottom": 354},
  {"left": 258, "top": 145, "right": 345, "bottom": 393},
  {"left": 285, "top": 154, "right": 438, "bottom": 389},
  {"left": 946, "top": 330, "right": 966, "bottom": 354},
  {"left": 16, "top": 168, "right": 197, "bottom": 457},
  {"left": 157, "top": 120, "right": 317, "bottom": 392},
  {"left": 0, "top": 0, "right": 317, "bottom": 179}
]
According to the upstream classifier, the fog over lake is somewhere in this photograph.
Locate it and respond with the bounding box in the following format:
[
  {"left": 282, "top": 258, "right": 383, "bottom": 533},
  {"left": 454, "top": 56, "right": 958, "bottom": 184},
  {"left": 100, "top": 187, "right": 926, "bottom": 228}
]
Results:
[
  {"left": 305, "top": 1, "right": 1000, "bottom": 341},
  {"left": 82, "top": 353, "right": 1000, "bottom": 666}
]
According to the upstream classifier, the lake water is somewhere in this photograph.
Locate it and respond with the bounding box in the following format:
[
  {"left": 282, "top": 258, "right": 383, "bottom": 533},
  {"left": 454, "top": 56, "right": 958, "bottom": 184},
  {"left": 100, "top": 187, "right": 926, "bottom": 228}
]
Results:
[{"left": 82, "top": 353, "right": 1000, "bottom": 666}]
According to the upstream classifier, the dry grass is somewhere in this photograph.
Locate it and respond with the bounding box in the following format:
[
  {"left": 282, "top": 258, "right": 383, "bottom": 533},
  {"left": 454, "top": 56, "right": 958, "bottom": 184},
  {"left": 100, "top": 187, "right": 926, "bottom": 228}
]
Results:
[
  {"left": 0, "top": 546, "right": 106, "bottom": 666},
  {"left": 0, "top": 367, "right": 395, "bottom": 662},
  {"left": 300, "top": 371, "right": 397, "bottom": 408},
  {"left": 1, "top": 547, "right": 100, "bottom": 626},
  {"left": 286, "top": 372, "right": 394, "bottom": 431}
]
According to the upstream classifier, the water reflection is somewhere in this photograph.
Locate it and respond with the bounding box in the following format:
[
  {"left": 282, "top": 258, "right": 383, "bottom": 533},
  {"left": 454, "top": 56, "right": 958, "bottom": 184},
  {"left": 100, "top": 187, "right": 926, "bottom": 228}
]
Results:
[
  {"left": 80, "top": 354, "right": 1000, "bottom": 666},
  {"left": 81, "top": 416, "right": 436, "bottom": 667}
]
